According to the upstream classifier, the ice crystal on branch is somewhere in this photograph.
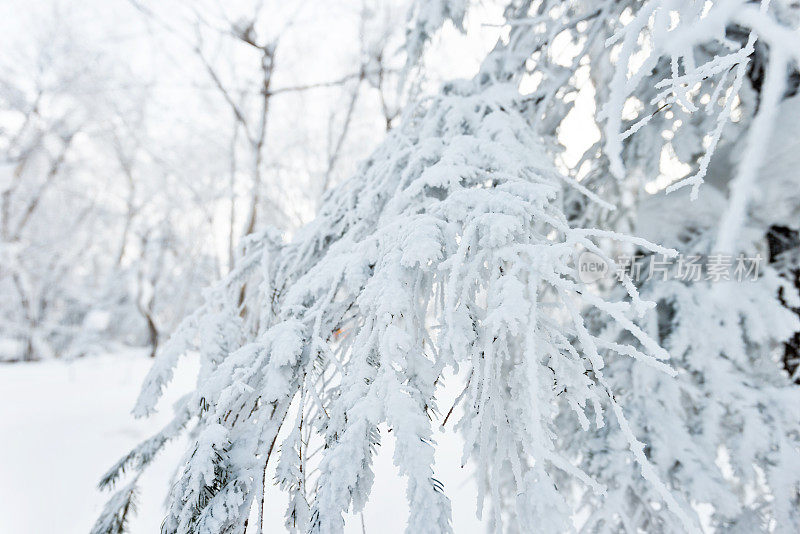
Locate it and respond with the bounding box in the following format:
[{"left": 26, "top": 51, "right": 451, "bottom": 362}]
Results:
[
  {"left": 93, "top": 1, "right": 800, "bottom": 532},
  {"left": 99, "top": 63, "right": 685, "bottom": 534}
]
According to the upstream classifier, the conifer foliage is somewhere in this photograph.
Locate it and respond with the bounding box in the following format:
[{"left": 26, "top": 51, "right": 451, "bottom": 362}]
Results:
[{"left": 95, "top": 0, "right": 800, "bottom": 532}]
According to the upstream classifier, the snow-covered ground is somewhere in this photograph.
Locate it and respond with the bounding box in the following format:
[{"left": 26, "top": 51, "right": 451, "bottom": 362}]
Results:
[
  {"left": 0, "top": 352, "right": 485, "bottom": 533},
  {"left": 0, "top": 351, "right": 189, "bottom": 533}
]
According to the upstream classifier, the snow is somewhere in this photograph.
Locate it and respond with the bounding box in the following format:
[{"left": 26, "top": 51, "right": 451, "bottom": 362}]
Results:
[
  {"left": 0, "top": 337, "right": 25, "bottom": 361},
  {"left": 83, "top": 310, "right": 112, "bottom": 332},
  {"left": 0, "top": 352, "right": 487, "bottom": 533},
  {"left": 0, "top": 350, "right": 192, "bottom": 534}
]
